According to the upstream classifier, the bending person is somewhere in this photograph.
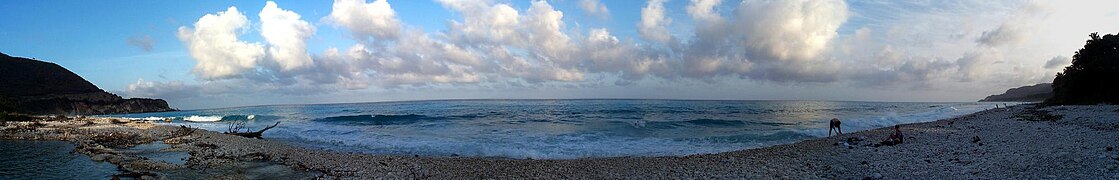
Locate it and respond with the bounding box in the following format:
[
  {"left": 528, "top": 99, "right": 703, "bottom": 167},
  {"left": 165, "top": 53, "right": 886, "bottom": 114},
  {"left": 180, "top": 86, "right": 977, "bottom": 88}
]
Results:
[{"left": 828, "top": 118, "right": 842, "bottom": 136}]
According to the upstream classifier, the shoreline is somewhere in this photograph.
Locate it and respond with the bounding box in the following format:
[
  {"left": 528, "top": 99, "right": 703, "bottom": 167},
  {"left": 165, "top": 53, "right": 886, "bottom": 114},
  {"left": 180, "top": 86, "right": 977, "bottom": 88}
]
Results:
[{"left": 2, "top": 104, "right": 1117, "bottom": 179}]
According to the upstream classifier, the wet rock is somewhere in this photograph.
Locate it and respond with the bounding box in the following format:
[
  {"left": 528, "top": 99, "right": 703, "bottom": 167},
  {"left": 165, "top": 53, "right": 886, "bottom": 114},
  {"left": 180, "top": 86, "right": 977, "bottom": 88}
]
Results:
[{"left": 91, "top": 154, "right": 109, "bottom": 161}]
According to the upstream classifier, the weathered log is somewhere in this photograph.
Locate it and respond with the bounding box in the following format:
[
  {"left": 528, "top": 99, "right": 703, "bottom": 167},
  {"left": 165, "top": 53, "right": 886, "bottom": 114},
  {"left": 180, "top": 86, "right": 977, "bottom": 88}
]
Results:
[{"left": 225, "top": 122, "right": 280, "bottom": 139}]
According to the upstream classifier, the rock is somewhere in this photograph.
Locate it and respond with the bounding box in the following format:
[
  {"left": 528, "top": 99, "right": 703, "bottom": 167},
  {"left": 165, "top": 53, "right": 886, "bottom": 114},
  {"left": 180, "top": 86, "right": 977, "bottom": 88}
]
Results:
[
  {"left": 91, "top": 154, "right": 109, "bottom": 161},
  {"left": 108, "top": 156, "right": 122, "bottom": 164}
]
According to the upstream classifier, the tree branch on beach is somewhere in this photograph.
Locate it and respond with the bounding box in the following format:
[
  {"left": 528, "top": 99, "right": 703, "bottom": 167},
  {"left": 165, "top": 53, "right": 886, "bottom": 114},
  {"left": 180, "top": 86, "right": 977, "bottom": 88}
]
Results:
[{"left": 224, "top": 121, "right": 280, "bottom": 139}]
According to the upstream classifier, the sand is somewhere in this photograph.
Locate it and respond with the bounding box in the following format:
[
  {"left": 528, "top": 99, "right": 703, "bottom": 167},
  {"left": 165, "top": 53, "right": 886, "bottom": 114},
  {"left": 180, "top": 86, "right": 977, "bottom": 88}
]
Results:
[{"left": 2, "top": 104, "right": 1117, "bottom": 179}]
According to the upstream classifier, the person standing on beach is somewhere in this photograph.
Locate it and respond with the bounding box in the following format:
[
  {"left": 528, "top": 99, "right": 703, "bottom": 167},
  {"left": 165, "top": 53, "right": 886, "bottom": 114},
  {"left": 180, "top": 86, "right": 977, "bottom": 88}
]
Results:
[{"left": 829, "top": 118, "right": 842, "bottom": 136}]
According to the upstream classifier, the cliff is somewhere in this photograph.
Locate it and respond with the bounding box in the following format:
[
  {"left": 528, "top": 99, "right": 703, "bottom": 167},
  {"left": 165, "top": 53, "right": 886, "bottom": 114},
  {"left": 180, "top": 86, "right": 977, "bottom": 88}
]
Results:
[
  {"left": 0, "top": 52, "right": 175, "bottom": 115},
  {"left": 979, "top": 83, "right": 1053, "bottom": 102}
]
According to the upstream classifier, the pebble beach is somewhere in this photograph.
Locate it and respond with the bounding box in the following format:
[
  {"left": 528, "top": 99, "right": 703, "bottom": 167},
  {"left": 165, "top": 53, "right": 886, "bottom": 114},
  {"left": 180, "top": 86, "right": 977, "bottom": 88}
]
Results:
[{"left": 2, "top": 104, "right": 1117, "bottom": 179}]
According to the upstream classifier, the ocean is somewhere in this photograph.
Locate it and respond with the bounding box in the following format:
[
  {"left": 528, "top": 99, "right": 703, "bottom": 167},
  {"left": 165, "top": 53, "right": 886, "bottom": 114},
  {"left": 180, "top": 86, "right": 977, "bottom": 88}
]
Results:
[
  {"left": 107, "top": 100, "right": 1012, "bottom": 159},
  {"left": 0, "top": 141, "right": 118, "bottom": 179}
]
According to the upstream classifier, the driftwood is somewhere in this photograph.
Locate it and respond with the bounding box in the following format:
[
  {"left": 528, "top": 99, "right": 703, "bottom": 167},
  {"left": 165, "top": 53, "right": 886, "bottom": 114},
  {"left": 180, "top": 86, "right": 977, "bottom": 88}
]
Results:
[{"left": 225, "top": 121, "right": 280, "bottom": 139}]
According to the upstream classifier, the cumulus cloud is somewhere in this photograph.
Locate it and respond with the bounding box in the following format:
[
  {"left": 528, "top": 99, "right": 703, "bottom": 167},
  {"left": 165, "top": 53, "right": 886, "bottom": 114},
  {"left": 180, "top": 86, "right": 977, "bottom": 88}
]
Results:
[
  {"left": 140, "top": 0, "right": 1110, "bottom": 107},
  {"left": 439, "top": 0, "right": 522, "bottom": 45},
  {"left": 260, "top": 1, "right": 315, "bottom": 71},
  {"left": 325, "top": 0, "right": 401, "bottom": 40},
  {"left": 578, "top": 0, "right": 609, "bottom": 19},
  {"left": 638, "top": 0, "right": 673, "bottom": 44},
  {"left": 176, "top": 6, "right": 265, "bottom": 79},
  {"left": 126, "top": 35, "right": 154, "bottom": 52},
  {"left": 735, "top": 0, "right": 848, "bottom": 61},
  {"left": 687, "top": 0, "right": 722, "bottom": 24}
]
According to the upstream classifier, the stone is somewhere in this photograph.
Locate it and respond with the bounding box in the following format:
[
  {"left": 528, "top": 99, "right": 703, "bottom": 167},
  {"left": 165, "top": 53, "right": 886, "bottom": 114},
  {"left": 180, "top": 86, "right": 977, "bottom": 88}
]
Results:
[{"left": 91, "top": 154, "right": 108, "bottom": 161}]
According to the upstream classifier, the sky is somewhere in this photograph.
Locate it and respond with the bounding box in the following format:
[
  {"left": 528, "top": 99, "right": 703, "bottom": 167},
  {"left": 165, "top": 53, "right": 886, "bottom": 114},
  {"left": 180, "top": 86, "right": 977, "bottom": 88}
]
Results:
[{"left": 1, "top": 0, "right": 1117, "bottom": 110}]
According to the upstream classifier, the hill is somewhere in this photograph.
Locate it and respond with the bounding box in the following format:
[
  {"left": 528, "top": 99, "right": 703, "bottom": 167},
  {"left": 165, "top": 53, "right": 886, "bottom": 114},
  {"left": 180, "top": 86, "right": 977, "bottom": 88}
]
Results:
[
  {"left": 979, "top": 83, "right": 1052, "bottom": 102},
  {"left": 0, "top": 52, "right": 175, "bottom": 115}
]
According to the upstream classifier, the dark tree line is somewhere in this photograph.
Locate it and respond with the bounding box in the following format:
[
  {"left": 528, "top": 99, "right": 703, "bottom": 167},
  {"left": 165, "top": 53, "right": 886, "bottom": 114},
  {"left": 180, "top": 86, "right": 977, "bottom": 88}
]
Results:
[{"left": 1046, "top": 32, "right": 1119, "bottom": 105}]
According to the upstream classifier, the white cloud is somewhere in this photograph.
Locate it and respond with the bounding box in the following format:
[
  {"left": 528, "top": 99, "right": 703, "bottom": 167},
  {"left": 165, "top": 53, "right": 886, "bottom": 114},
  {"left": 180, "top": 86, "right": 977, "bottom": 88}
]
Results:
[
  {"left": 325, "top": 0, "right": 401, "bottom": 40},
  {"left": 735, "top": 0, "right": 848, "bottom": 61},
  {"left": 686, "top": 0, "right": 722, "bottom": 24},
  {"left": 579, "top": 0, "right": 609, "bottom": 19},
  {"left": 260, "top": 1, "right": 316, "bottom": 71},
  {"left": 176, "top": 6, "right": 265, "bottom": 79},
  {"left": 638, "top": 0, "right": 673, "bottom": 44},
  {"left": 439, "top": 0, "right": 522, "bottom": 45},
  {"left": 148, "top": 0, "right": 1119, "bottom": 108},
  {"left": 126, "top": 79, "right": 200, "bottom": 99}
]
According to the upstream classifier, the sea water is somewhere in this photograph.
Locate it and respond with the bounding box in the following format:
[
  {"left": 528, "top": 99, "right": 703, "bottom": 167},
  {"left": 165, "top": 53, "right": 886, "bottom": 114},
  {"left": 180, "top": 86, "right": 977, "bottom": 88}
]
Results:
[
  {"left": 108, "top": 100, "right": 1013, "bottom": 159},
  {"left": 0, "top": 141, "right": 118, "bottom": 179}
]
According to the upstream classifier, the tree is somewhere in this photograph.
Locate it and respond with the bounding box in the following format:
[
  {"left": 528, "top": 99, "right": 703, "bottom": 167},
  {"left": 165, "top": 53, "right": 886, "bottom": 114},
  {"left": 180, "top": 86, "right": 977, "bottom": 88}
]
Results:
[{"left": 1046, "top": 32, "right": 1119, "bottom": 105}]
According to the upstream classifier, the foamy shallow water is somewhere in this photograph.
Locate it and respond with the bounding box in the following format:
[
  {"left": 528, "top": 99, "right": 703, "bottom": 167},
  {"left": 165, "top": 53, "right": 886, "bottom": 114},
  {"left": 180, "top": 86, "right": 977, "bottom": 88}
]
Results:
[{"left": 108, "top": 100, "right": 1018, "bottom": 159}]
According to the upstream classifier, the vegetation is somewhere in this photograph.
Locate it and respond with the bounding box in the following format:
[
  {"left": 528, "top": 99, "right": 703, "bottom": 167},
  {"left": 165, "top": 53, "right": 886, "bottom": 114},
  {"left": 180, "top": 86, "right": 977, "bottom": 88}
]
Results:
[{"left": 1046, "top": 32, "right": 1119, "bottom": 105}]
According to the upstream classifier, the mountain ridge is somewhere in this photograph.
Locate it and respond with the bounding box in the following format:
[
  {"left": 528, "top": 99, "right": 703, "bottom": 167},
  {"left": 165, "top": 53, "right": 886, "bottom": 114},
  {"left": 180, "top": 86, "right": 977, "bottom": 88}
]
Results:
[
  {"left": 0, "top": 52, "right": 175, "bottom": 115},
  {"left": 979, "top": 83, "right": 1052, "bottom": 102}
]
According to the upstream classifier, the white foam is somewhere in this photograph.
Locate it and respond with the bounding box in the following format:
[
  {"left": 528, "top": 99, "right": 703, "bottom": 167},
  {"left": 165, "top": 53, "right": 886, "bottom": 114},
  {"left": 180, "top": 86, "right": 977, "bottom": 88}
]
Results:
[{"left": 183, "top": 115, "right": 222, "bottom": 122}]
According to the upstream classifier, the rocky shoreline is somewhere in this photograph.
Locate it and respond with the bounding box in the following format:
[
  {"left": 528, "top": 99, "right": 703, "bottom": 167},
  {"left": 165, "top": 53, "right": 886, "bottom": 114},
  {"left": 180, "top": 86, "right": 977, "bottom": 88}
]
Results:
[{"left": 1, "top": 104, "right": 1117, "bottom": 179}]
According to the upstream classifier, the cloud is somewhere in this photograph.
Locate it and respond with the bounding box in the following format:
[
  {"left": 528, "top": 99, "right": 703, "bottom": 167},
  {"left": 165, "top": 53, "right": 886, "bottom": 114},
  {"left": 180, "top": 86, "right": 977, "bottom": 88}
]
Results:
[
  {"left": 126, "top": 35, "right": 154, "bottom": 52},
  {"left": 260, "top": 1, "right": 315, "bottom": 71},
  {"left": 126, "top": 79, "right": 200, "bottom": 100},
  {"left": 578, "top": 0, "right": 609, "bottom": 19},
  {"left": 1044, "top": 55, "right": 1070, "bottom": 69},
  {"left": 687, "top": 0, "right": 722, "bottom": 24},
  {"left": 638, "top": 0, "right": 673, "bottom": 44},
  {"left": 735, "top": 0, "right": 848, "bottom": 61},
  {"left": 977, "top": 23, "right": 1026, "bottom": 47},
  {"left": 325, "top": 0, "right": 401, "bottom": 41},
  {"left": 143, "top": 0, "right": 1115, "bottom": 108},
  {"left": 439, "top": 0, "right": 522, "bottom": 45},
  {"left": 176, "top": 6, "right": 265, "bottom": 79}
]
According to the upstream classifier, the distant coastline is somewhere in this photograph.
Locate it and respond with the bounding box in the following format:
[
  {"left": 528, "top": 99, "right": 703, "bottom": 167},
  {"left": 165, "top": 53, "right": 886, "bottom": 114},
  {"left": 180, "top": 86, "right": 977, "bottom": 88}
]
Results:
[{"left": 980, "top": 83, "right": 1053, "bottom": 102}]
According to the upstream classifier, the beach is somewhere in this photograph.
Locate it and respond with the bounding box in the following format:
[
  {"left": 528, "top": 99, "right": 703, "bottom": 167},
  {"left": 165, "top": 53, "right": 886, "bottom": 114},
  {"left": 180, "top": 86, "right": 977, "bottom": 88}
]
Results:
[{"left": 2, "top": 104, "right": 1117, "bottom": 179}]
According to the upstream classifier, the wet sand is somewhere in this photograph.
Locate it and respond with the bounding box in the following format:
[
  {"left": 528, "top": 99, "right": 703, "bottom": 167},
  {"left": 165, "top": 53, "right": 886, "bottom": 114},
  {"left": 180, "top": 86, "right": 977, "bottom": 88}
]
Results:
[{"left": 1, "top": 104, "right": 1117, "bottom": 179}]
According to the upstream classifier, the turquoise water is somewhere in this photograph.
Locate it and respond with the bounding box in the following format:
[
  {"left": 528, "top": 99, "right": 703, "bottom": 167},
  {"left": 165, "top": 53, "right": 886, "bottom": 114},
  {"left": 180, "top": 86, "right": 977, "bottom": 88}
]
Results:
[
  {"left": 0, "top": 140, "right": 118, "bottom": 179},
  {"left": 110, "top": 100, "right": 1010, "bottom": 159}
]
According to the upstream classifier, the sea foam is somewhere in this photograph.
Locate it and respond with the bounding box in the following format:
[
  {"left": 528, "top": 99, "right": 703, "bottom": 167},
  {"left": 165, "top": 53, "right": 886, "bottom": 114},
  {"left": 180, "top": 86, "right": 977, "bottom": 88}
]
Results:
[{"left": 183, "top": 115, "right": 222, "bottom": 122}]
